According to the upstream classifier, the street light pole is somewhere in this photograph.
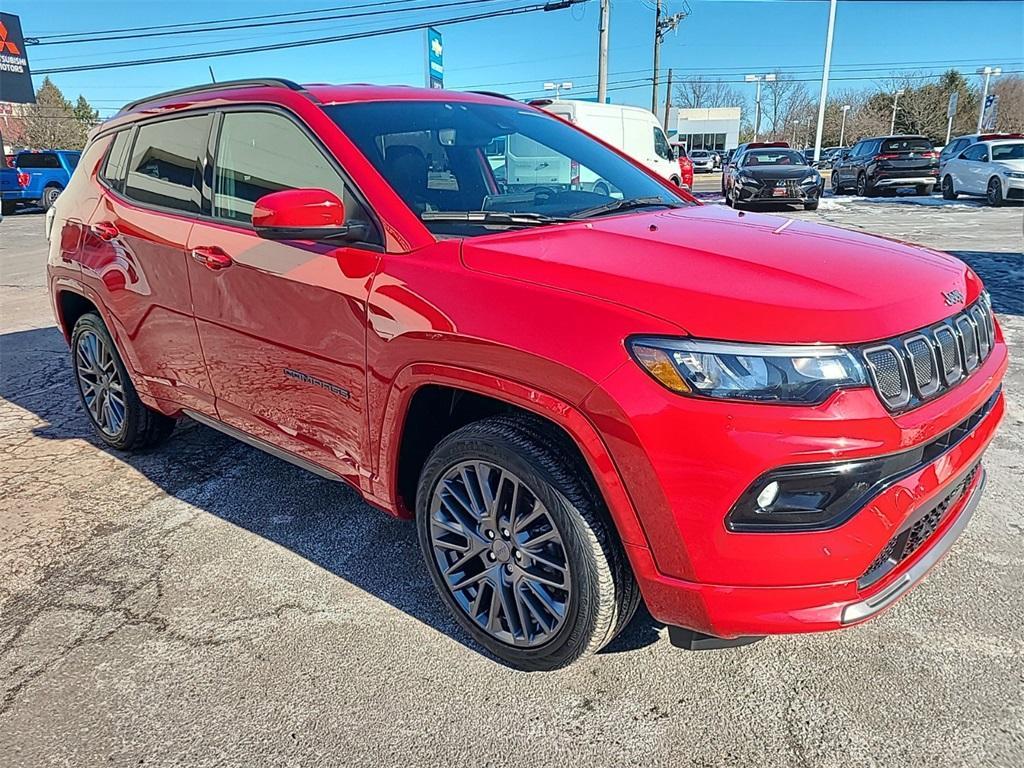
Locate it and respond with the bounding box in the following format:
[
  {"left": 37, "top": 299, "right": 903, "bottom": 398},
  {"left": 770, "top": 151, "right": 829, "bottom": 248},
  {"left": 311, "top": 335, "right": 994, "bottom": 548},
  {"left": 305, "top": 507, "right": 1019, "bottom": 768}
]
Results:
[
  {"left": 745, "top": 74, "right": 775, "bottom": 142},
  {"left": 597, "top": 0, "right": 610, "bottom": 105},
  {"left": 839, "top": 104, "right": 850, "bottom": 146},
  {"left": 976, "top": 66, "right": 1002, "bottom": 132},
  {"left": 543, "top": 81, "right": 573, "bottom": 100},
  {"left": 812, "top": 0, "right": 837, "bottom": 164},
  {"left": 890, "top": 88, "right": 905, "bottom": 134}
]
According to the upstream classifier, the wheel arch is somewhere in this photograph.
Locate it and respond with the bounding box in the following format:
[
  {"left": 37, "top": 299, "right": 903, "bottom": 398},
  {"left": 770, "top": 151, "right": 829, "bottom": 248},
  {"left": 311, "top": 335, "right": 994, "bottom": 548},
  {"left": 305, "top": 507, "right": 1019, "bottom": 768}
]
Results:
[
  {"left": 55, "top": 287, "right": 99, "bottom": 342},
  {"left": 377, "top": 364, "right": 649, "bottom": 551}
]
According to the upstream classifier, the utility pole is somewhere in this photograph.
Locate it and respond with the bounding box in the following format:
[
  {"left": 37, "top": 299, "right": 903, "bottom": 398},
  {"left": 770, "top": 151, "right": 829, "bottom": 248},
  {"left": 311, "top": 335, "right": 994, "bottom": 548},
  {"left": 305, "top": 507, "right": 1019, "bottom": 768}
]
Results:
[
  {"left": 651, "top": 1, "right": 689, "bottom": 114},
  {"left": 663, "top": 68, "right": 673, "bottom": 130},
  {"left": 839, "top": 104, "right": 850, "bottom": 146},
  {"left": 812, "top": 0, "right": 836, "bottom": 164},
  {"left": 976, "top": 66, "right": 1002, "bottom": 132},
  {"left": 890, "top": 88, "right": 905, "bottom": 134},
  {"left": 597, "top": 0, "right": 610, "bottom": 104}
]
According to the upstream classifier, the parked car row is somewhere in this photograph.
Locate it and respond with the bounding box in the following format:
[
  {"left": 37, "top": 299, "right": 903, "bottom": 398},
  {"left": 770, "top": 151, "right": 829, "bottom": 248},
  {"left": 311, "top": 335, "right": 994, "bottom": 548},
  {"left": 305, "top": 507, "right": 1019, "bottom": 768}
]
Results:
[{"left": 1, "top": 149, "right": 80, "bottom": 214}]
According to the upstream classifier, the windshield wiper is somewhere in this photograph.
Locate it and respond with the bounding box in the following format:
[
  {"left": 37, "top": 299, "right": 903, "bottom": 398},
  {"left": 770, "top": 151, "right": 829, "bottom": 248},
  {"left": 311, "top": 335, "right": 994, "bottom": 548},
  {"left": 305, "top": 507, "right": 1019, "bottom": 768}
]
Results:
[
  {"left": 420, "top": 211, "right": 573, "bottom": 227},
  {"left": 570, "top": 196, "right": 685, "bottom": 220}
]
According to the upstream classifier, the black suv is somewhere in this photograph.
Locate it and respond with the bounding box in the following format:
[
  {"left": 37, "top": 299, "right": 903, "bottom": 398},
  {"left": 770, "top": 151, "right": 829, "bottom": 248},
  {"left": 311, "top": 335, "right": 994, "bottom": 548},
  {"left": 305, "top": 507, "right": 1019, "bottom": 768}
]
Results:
[{"left": 831, "top": 135, "right": 939, "bottom": 197}]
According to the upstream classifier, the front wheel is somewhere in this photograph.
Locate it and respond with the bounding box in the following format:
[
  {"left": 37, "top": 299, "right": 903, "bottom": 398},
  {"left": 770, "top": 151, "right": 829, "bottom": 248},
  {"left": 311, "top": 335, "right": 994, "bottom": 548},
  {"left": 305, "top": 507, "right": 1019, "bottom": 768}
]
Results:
[
  {"left": 71, "top": 312, "right": 176, "bottom": 450},
  {"left": 416, "top": 415, "right": 638, "bottom": 671},
  {"left": 942, "top": 175, "right": 958, "bottom": 200},
  {"left": 831, "top": 172, "right": 844, "bottom": 195},
  {"left": 804, "top": 200, "right": 819, "bottom": 211},
  {"left": 987, "top": 177, "right": 1005, "bottom": 207}
]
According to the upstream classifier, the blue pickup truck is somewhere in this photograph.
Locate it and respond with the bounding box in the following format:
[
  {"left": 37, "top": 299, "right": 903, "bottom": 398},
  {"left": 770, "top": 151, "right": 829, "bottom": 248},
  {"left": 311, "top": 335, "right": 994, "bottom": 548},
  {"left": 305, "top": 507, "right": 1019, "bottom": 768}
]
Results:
[{"left": 1, "top": 150, "right": 81, "bottom": 214}]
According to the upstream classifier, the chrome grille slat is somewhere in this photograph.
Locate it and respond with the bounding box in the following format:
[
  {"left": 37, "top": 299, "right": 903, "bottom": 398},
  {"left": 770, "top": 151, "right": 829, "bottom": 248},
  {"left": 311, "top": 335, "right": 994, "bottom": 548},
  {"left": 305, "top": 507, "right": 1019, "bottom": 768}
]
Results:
[{"left": 860, "top": 299, "right": 996, "bottom": 412}]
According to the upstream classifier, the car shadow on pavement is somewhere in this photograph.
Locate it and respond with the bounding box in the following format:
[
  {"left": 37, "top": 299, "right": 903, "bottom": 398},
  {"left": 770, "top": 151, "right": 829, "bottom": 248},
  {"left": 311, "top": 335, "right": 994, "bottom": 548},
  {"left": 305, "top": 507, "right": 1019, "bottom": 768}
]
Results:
[{"left": 0, "top": 325, "right": 662, "bottom": 667}]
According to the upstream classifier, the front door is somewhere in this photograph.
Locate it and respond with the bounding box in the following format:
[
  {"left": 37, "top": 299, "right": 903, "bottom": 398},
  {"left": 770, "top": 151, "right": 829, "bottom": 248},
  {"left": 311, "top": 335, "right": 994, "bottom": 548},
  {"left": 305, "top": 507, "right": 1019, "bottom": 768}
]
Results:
[{"left": 187, "top": 109, "right": 383, "bottom": 486}]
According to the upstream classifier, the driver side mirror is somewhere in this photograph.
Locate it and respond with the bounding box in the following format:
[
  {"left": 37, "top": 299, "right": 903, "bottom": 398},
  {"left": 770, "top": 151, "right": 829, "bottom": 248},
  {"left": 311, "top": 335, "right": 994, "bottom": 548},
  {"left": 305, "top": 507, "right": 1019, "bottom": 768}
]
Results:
[{"left": 252, "top": 188, "right": 367, "bottom": 242}]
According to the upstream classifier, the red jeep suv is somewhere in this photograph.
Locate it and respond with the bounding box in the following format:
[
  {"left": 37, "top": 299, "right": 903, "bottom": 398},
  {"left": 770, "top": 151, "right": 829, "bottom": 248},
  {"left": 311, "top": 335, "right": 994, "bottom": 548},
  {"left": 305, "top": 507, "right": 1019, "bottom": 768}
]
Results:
[{"left": 46, "top": 80, "right": 1006, "bottom": 670}]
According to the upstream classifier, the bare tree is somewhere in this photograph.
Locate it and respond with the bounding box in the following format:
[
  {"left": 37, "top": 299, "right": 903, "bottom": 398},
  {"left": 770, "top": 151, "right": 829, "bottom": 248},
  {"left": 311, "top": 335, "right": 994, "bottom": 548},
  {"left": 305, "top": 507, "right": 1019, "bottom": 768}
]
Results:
[
  {"left": 761, "top": 72, "right": 812, "bottom": 141},
  {"left": 992, "top": 74, "right": 1024, "bottom": 132},
  {"left": 673, "top": 76, "right": 744, "bottom": 109}
]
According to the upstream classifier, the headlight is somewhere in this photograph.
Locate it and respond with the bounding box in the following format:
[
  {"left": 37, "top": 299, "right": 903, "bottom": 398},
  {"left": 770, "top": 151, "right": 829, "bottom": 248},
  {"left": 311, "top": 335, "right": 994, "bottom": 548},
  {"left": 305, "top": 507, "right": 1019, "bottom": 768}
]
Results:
[
  {"left": 628, "top": 337, "right": 868, "bottom": 404},
  {"left": 1006, "top": 171, "right": 1024, "bottom": 179},
  {"left": 737, "top": 174, "right": 758, "bottom": 185},
  {"left": 801, "top": 174, "right": 819, "bottom": 185}
]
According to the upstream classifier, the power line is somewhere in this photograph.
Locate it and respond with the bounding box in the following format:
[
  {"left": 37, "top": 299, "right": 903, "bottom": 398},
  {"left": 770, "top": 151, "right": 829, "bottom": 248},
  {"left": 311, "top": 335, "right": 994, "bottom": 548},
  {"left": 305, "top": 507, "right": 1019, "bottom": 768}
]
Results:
[
  {"left": 35, "top": 2, "right": 586, "bottom": 76},
  {"left": 30, "top": 0, "right": 518, "bottom": 47},
  {"left": 30, "top": 0, "right": 423, "bottom": 41}
]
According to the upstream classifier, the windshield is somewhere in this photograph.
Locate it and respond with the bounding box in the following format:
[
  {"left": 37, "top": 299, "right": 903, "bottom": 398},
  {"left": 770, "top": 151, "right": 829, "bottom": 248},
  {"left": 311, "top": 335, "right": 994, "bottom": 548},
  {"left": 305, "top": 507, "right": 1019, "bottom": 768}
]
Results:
[
  {"left": 992, "top": 142, "right": 1024, "bottom": 161},
  {"left": 742, "top": 150, "right": 807, "bottom": 167},
  {"left": 326, "top": 100, "right": 689, "bottom": 236}
]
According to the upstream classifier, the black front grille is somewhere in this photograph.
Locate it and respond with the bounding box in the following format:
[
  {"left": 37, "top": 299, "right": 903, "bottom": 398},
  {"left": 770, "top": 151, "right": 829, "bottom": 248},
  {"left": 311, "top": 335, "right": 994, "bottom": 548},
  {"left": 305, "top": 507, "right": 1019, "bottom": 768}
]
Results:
[
  {"left": 860, "top": 296, "right": 996, "bottom": 412},
  {"left": 858, "top": 463, "right": 980, "bottom": 589}
]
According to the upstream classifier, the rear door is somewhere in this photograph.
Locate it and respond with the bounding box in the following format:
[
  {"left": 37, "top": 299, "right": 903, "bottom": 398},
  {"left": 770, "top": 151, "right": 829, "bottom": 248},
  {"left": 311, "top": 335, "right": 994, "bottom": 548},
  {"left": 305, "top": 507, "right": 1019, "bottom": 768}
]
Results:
[
  {"left": 83, "top": 114, "right": 217, "bottom": 415},
  {"left": 186, "top": 108, "right": 382, "bottom": 485}
]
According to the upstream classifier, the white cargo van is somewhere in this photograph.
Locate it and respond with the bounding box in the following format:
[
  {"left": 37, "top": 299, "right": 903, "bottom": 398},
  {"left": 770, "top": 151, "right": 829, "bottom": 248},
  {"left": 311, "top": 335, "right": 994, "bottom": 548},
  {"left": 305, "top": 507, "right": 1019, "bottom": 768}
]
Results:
[{"left": 534, "top": 99, "right": 681, "bottom": 188}]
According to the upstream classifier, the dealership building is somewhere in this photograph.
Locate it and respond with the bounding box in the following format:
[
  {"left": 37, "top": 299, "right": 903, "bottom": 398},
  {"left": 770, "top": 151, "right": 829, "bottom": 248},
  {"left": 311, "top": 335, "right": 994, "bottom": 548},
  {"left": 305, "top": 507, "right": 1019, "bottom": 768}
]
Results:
[{"left": 667, "top": 107, "right": 742, "bottom": 152}]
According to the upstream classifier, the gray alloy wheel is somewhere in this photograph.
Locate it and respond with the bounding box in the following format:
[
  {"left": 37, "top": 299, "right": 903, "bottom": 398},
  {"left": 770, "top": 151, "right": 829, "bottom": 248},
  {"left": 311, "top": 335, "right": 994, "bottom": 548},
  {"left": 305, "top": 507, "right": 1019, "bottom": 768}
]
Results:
[
  {"left": 942, "top": 175, "right": 958, "bottom": 199},
  {"left": 831, "top": 171, "right": 842, "bottom": 194},
  {"left": 856, "top": 173, "right": 869, "bottom": 196},
  {"left": 987, "top": 177, "right": 1004, "bottom": 207},
  {"left": 427, "top": 459, "right": 571, "bottom": 647},
  {"left": 42, "top": 186, "right": 61, "bottom": 210},
  {"left": 75, "top": 329, "right": 127, "bottom": 438}
]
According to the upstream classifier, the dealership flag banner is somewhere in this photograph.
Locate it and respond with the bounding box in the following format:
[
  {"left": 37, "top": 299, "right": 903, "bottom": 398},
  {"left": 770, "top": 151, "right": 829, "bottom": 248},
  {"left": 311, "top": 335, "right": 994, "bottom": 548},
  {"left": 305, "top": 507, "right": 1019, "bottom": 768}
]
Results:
[
  {"left": 0, "top": 13, "right": 34, "bottom": 104},
  {"left": 981, "top": 94, "right": 999, "bottom": 131}
]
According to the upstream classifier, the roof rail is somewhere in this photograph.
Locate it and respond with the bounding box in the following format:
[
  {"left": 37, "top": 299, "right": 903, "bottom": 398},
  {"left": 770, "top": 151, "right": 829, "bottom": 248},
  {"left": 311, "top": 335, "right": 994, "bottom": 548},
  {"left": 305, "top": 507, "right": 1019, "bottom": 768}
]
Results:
[
  {"left": 120, "top": 78, "right": 314, "bottom": 114},
  {"left": 468, "top": 90, "right": 518, "bottom": 101}
]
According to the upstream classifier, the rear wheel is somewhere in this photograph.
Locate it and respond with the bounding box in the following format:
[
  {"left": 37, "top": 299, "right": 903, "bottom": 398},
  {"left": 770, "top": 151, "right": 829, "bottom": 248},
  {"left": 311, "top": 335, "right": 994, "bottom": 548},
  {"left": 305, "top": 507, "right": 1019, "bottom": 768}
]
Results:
[
  {"left": 416, "top": 415, "right": 638, "bottom": 671},
  {"left": 987, "top": 177, "right": 1005, "bottom": 207},
  {"left": 942, "top": 175, "right": 958, "bottom": 200},
  {"left": 41, "top": 185, "right": 62, "bottom": 210},
  {"left": 1, "top": 200, "right": 15, "bottom": 215},
  {"left": 856, "top": 173, "right": 875, "bottom": 197},
  {"left": 914, "top": 184, "right": 931, "bottom": 196},
  {"left": 71, "top": 312, "right": 176, "bottom": 451}
]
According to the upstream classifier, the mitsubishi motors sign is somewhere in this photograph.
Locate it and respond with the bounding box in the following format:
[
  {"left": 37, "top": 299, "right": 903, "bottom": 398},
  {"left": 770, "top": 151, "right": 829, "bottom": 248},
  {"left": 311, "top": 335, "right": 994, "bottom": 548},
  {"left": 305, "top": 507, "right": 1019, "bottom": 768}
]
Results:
[{"left": 0, "top": 13, "right": 35, "bottom": 104}]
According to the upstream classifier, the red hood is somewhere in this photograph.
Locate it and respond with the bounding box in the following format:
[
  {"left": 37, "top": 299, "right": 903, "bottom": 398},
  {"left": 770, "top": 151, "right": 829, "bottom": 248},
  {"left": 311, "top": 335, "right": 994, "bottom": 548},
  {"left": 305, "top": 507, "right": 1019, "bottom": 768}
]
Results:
[{"left": 460, "top": 205, "right": 981, "bottom": 344}]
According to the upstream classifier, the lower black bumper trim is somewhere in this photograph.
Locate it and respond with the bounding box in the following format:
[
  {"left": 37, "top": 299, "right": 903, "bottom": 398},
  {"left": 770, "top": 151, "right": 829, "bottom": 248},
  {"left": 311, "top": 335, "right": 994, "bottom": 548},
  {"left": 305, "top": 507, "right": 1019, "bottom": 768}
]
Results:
[{"left": 667, "top": 626, "right": 765, "bottom": 650}]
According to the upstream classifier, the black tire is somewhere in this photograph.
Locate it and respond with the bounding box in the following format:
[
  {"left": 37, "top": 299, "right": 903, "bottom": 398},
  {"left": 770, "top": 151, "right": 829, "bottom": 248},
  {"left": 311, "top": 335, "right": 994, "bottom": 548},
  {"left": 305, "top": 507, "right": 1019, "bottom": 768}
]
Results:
[
  {"left": 1, "top": 200, "right": 15, "bottom": 215},
  {"left": 416, "top": 414, "right": 639, "bottom": 671},
  {"left": 987, "top": 177, "right": 1005, "bottom": 207},
  {"left": 942, "top": 175, "right": 958, "bottom": 200},
  {"left": 856, "top": 173, "right": 875, "bottom": 197},
  {"left": 71, "top": 312, "right": 176, "bottom": 451},
  {"left": 41, "top": 185, "right": 62, "bottom": 211},
  {"left": 830, "top": 172, "right": 844, "bottom": 195},
  {"left": 804, "top": 199, "right": 819, "bottom": 211},
  {"left": 914, "top": 185, "right": 931, "bottom": 196},
  {"left": 670, "top": 175, "right": 681, "bottom": 187},
  {"left": 593, "top": 182, "right": 610, "bottom": 197}
]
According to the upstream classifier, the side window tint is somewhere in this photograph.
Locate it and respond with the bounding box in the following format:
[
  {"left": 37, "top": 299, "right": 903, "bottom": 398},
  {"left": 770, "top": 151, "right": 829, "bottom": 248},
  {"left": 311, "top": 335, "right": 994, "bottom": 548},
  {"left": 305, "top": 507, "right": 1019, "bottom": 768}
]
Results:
[
  {"left": 962, "top": 144, "right": 987, "bottom": 161},
  {"left": 213, "top": 111, "right": 378, "bottom": 243},
  {"left": 101, "top": 131, "right": 131, "bottom": 192},
  {"left": 653, "top": 127, "right": 672, "bottom": 161},
  {"left": 124, "top": 115, "right": 210, "bottom": 213}
]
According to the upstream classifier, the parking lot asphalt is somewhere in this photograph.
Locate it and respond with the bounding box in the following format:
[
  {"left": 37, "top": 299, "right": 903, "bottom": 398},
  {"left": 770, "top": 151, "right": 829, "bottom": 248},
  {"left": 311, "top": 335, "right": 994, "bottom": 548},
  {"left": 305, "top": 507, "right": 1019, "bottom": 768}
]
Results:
[{"left": 1, "top": 199, "right": 1023, "bottom": 768}]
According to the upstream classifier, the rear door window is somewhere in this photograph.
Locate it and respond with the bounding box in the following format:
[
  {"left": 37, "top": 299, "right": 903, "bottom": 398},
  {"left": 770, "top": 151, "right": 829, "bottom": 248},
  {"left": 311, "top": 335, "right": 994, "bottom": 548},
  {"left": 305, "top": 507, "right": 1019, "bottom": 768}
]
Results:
[
  {"left": 962, "top": 144, "right": 988, "bottom": 161},
  {"left": 124, "top": 115, "right": 211, "bottom": 214},
  {"left": 16, "top": 152, "right": 60, "bottom": 168}
]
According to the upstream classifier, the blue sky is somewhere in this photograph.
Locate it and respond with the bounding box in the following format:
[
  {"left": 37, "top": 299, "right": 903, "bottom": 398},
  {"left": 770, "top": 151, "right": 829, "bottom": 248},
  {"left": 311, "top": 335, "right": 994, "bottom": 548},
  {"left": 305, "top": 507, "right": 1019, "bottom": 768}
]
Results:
[{"left": 6, "top": 0, "right": 1024, "bottom": 118}]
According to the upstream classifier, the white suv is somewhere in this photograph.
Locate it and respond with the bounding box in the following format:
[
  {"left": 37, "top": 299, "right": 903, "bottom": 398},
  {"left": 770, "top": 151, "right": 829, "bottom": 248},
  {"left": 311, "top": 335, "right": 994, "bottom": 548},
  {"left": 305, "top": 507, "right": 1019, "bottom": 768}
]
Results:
[{"left": 941, "top": 138, "right": 1024, "bottom": 206}]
